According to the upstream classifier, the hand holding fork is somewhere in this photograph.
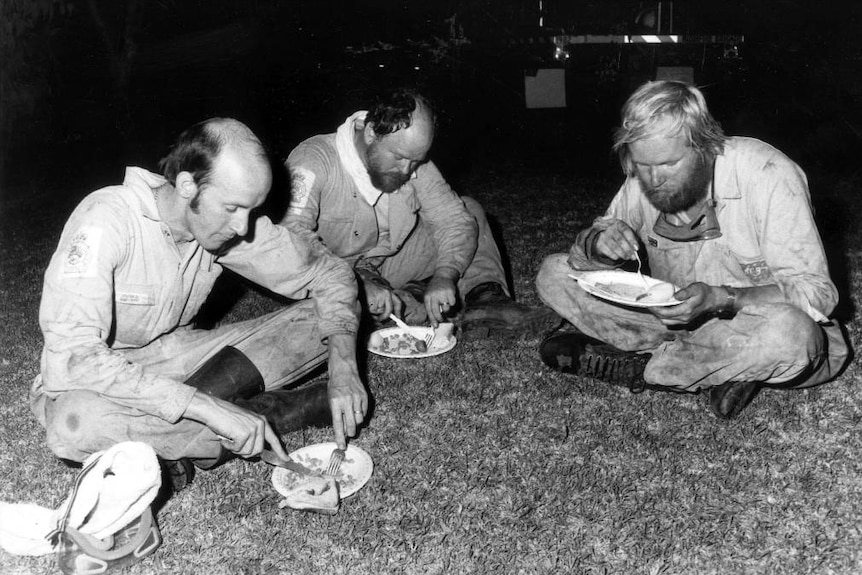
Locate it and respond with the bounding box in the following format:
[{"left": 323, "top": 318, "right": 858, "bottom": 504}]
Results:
[
  {"left": 389, "top": 313, "right": 435, "bottom": 349},
  {"left": 325, "top": 446, "right": 345, "bottom": 477}
]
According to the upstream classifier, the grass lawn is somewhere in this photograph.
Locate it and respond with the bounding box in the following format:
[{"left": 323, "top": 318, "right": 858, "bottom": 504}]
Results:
[{"left": 1, "top": 157, "right": 860, "bottom": 574}]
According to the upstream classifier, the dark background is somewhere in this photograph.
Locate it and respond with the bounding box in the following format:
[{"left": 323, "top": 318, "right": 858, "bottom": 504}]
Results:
[{"left": 2, "top": 0, "right": 862, "bottom": 196}]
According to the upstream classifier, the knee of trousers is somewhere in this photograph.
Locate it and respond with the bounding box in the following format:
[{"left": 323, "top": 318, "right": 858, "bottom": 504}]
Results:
[
  {"left": 44, "top": 391, "right": 120, "bottom": 463},
  {"left": 751, "top": 303, "right": 822, "bottom": 364},
  {"left": 535, "top": 254, "right": 571, "bottom": 303},
  {"left": 461, "top": 196, "right": 487, "bottom": 221}
]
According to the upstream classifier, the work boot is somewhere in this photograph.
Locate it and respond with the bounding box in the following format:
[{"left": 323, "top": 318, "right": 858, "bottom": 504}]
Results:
[
  {"left": 539, "top": 330, "right": 652, "bottom": 393},
  {"left": 709, "top": 381, "right": 760, "bottom": 419},
  {"left": 460, "top": 282, "right": 562, "bottom": 338}
]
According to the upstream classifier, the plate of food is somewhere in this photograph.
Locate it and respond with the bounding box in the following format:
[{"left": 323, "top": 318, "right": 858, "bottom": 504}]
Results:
[
  {"left": 568, "top": 271, "right": 682, "bottom": 308},
  {"left": 271, "top": 442, "right": 373, "bottom": 499},
  {"left": 367, "top": 323, "right": 456, "bottom": 358}
]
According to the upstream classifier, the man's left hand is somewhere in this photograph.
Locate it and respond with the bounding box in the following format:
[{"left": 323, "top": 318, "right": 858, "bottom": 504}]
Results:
[
  {"left": 649, "top": 282, "right": 725, "bottom": 325},
  {"left": 424, "top": 272, "right": 458, "bottom": 326},
  {"left": 326, "top": 333, "right": 368, "bottom": 450}
]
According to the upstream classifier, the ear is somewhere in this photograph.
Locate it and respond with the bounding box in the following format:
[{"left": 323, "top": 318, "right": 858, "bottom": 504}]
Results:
[
  {"left": 362, "top": 122, "right": 378, "bottom": 146},
  {"left": 175, "top": 171, "right": 198, "bottom": 201}
]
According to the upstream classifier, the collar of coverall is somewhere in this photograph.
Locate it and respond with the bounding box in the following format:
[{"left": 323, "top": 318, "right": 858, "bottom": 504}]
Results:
[{"left": 651, "top": 160, "right": 722, "bottom": 242}]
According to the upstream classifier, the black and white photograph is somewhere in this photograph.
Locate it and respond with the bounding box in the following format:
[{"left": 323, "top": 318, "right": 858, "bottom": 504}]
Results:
[{"left": 1, "top": 1, "right": 860, "bottom": 573}]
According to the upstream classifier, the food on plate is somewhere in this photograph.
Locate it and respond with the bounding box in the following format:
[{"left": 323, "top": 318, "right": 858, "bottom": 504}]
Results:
[
  {"left": 638, "top": 281, "right": 677, "bottom": 302},
  {"left": 368, "top": 331, "right": 384, "bottom": 349},
  {"left": 592, "top": 282, "right": 644, "bottom": 300},
  {"left": 273, "top": 452, "right": 363, "bottom": 495},
  {"left": 588, "top": 279, "right": 677, "bottom": 303},
  {"left": 376, "top": 332, "right": 427, "bottom": 355},
  {"left": 277, "top": 475, "right": 340, "bottom": 515}
]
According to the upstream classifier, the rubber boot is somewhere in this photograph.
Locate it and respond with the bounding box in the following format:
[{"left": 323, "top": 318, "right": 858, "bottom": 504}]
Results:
[
  {"left": 184, "top": 345, "right": 265, "bottom": 402},
  {"left": 235, "top": 379, "right": 331, "bottom": 435},
  {"left": 184, "top": 346, "right": 331, "bottom": 434},
  {"left": 167, "top": 346, "right": 331, "bottom": 489}
]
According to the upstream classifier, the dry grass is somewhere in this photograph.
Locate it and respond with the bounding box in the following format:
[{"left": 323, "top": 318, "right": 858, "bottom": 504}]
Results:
[{"left": 1, "top": 160, "right": 860, "bottom": 574}]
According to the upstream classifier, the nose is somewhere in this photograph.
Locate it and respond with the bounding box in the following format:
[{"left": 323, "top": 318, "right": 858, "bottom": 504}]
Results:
[
  {"left": 398, "top": 159, "right": 413, "bottom": 176},
  {"left": 648, "top": 166, "right": 665, "bottom": 188},
  {"left": 231, "top": 212, "right": 249, "bottom": 237}
]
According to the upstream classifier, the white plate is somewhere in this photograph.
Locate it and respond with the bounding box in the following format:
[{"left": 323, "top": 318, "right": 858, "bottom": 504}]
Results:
[
  {"left": 271, "top": 442, "right": 373, "bottom": 499},
  {"left": 367, "top": 326, "right": 456, "bottom": 358},
  {"left": 568, "top": 271, "right": 682, "bottom": 308}
]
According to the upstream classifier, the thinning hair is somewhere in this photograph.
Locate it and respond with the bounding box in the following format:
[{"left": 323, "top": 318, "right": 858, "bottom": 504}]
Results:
[
  {"left": 365, "top": 88, "right": 436, "bottom": 137},
  {"left": 158, "top": 118, "right": 267, "bottom": 187},
  {"left": 612, "top": 81, "right": 726, "bottom": 173}
]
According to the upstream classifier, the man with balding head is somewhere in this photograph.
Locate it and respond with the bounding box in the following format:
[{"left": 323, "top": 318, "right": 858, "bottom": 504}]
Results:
[
  {"left": 282, "top": 89, "right": 559, "bottom": 336},
  {"left": 31, "top": 118, "right": 367, "bottom": 490}
]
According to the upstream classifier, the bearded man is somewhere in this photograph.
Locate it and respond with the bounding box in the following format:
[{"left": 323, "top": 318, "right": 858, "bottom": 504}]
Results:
[
  {"left": 536, "top": 81, "right": 850, "bottom": 418},
  {"left": 281, "top": 88, "right": 559, "bottom": 337}
]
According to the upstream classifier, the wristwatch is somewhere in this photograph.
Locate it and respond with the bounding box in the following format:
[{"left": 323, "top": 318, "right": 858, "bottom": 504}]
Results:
[{"left": 720, "top": 285, "right": 738, "bottom": 315}]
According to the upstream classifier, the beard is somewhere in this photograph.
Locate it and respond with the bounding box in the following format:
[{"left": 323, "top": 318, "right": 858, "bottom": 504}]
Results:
[
  {"left": 366, "top": 143, "right": 410, "bottom": 193},
  {"left": 368, "top": 169, "right": 410, "bottom": 194},
  {"left": 642, "top": 154, "right": 714, "bottom": 213}
]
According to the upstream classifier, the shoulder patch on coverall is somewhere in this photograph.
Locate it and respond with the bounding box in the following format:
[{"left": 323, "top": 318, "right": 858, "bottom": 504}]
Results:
[
  {"left": 61, "top": 227, "right": 102, "bottom": 278},
  {"left": 288, "top": 167, "right": 316, "bottom": 215}
]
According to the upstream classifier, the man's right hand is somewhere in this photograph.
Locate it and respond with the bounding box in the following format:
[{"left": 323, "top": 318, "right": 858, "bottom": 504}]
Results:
[
  {"left": 184, "top": 391, "right": 289, "bottom": 460},
  {"left": 593, "top": 221, "right": 641, "bottom": 262},
  {"left": 362, "top": 277, "right": 404, "bottom": 321}
]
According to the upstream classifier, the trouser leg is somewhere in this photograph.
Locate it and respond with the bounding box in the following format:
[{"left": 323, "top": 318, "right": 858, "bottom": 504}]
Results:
[
  {"left": 456, "top": 197, "right": 509, "bottom": 297},
  {"left": 42, "top": 301, "right": 329, "bottom": 462},
  {"left": 45, "top": 391, "right": 225, "bottom": 462},
  {"left": 537, "top": 253, "right": 672, "bottom": 351},
  {"left": 123, "top": 300, "right": 327, "bottom": 391},
  {"left": 379, "top": 196, "right": 508, "bottom": 298},
  {"left": 647, "top": 304, "right": 827, "bottom": 392},
  {"left": 536, "top": 253, "right": 840, "bottom": 393}
]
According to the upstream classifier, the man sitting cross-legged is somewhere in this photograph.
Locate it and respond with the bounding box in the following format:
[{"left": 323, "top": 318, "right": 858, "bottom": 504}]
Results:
[
  {"left": 280, "top": 88, "right": 560, "bottom": 338},
  {"left": 536, "top": 81, "right": 850, "bottom": 419}
]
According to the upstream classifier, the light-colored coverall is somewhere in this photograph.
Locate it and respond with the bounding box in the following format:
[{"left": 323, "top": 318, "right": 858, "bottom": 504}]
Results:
[
  {"left": 30, "top": 167, "right": 359, "bottom": 462},
  {"left": 281, "top": 112, "right": 508, "bottom": 306},
  {"left": 537, "top": 137, "right": 850, "bottom": 392}
]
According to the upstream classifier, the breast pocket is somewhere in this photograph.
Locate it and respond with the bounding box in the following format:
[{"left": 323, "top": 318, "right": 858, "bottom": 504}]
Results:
[
  {"left": 644, "top": 234, "right": 703, "bottom": 287},
  {"left": 114, "top": 283, "right": 157, "bottom": 344}
]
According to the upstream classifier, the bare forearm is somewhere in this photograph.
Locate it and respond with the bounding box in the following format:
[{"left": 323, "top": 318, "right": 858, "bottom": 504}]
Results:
[{"left": 327, "top": 333, "right": 360, "bottom": 380}]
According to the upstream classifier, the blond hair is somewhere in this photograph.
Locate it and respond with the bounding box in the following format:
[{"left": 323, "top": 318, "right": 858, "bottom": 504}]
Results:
[{"left": 613, "top": 81, "right": 726, "bottom": 175}]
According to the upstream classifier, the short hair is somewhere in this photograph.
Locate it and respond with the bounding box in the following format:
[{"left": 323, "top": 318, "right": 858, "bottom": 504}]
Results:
[
  {"left": 365, "top": 89, "right": 436, "bottom": 137},
  {"left": 613, "top": 81, "right": 726, "bottom": 172},
  {"left": 158, "top": 118, "right": 266, "bottom": 187}
]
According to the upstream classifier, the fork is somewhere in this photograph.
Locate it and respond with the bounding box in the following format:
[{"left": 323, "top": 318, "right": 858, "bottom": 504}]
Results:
[
  {"left": 325, "top": 447, "right": 345, "bottom": 476},
  {"left": 633, "top": 251, "right": 650, "bottom": 291},
  {"left": 391, "top": 313, "right": 434, "bottom": 350}
]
